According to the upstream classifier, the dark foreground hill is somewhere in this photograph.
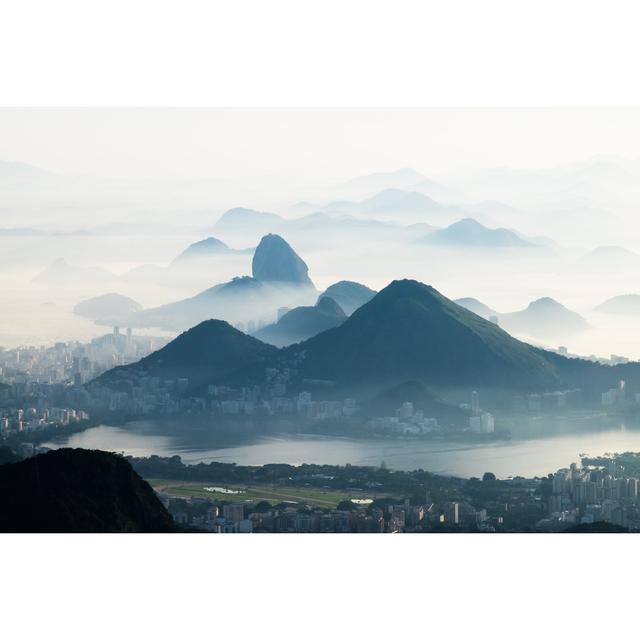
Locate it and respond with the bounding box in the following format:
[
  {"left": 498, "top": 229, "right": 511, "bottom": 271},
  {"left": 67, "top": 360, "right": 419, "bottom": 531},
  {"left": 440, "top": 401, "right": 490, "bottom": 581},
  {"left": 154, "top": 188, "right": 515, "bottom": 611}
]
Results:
[{"left": 0, "top": 448, "right": 175, "bottom": 533}]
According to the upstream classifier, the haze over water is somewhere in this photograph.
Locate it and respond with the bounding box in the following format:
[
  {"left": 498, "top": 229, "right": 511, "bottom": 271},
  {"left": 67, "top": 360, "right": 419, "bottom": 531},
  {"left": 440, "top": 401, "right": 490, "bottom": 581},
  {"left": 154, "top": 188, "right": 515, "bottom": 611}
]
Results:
[{"left": 44, "top": 419, "right": 640, "bottom": 478}]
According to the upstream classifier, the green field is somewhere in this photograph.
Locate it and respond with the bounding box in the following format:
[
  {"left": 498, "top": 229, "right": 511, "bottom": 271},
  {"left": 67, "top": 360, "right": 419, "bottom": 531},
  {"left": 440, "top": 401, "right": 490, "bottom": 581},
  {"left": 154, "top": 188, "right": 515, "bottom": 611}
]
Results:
[{"left": 146, "top": 478, "right": 380, "bottom": 509}]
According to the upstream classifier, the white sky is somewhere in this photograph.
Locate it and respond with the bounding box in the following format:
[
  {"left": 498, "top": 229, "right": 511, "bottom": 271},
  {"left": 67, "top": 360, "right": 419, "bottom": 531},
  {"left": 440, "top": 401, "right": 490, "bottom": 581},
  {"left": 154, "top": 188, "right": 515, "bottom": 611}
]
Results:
[{"left": 2, "top": 108, "right": 640, "bottom": 182}]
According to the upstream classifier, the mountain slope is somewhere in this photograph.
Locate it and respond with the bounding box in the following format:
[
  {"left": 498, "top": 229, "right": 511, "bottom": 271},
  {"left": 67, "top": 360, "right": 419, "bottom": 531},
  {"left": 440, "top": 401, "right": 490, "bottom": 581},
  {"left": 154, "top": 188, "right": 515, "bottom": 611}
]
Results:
[
  {"left": 126, "top": 234, "right": 317, "bottom": 330},
  {"left": 74, "top": 293, "right": 143, "bottom": 325},
  {"left": 319, "top": 281, "right": 377, "bottom": 315},
  {"left": 0, "top": 448, "right": 175, "bottom": 533},
  {"left": 171, "top": 236, "right": 243, "bottom": 264},
  {"left": 287, "top": 279, "right": 561, "bottom": 389},
  {"left": 361, "top": 189, "right": 448, "bottom": 214},
  {"left": 251, "top": 233, "right": 314, "bottom": 286},
  {"left": 127, "top": 276, "right": 266, "bottom": 330},
  {"left": 324, "top": 188, "right": 452, "bottom": 216},
  {"left": 214, "top": 207, "right": 284, "bottom": 234},
  {"left": 341, "top": 168, "right": 427, "bottom": 194},
  {"left": 423, "top": 218, "right": 533, "bottom": 247},
  {"left": 454, "top": 297, "right": 498, "bottom": 320},
  {"left": 95, "top": 319, "right": 277, "bottom": 390},
  {"left": 253, "top": 296, "right": 346, "bottom": 347},
  {"left": 595, "top": 294, "right": 640, "bottom": 315},
  {"left": 577, "top": 246, "right": 640, "bottom": 271},
  {"left": 33, "top": 258, "right": 115, "bottom": 284},
  {"left": 500, "top": 298, "right": 589, "bottom": 338}
]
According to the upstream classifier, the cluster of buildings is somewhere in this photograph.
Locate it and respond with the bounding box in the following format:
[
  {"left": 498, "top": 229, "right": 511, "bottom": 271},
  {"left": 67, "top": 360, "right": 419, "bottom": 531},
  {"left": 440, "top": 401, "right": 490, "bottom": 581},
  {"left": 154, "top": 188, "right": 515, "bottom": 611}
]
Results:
[
  {"left": 512, "top": 389, "right": 583, "bottom": 413},
  {"left": 369, "top": 401, "right": 440, "bottom": 436},
  {"left": 0, "top": 329, "right": 168, "bottom": 388},
  {"left": 0, "top": 329, "right": 171, "bottom": 440},
  {"left": 0, "top": 406, "right": 89, "bottom": 437},
  {"left": 555, "top": 346, "right": 632, "bottom": 366},
  {"left": 466, "top": 390, "right": 495, "bottom": 434},
  {"left": 162, "top": 493, "right": 498, "bottom": 533},
  {"left": 89, "top": 364, "right": 361, "bottom": 422},
  {"left": 537, "top": 458, "right": 640, "bottom": 531},
  {"left": 601, "top": 379, "right": 627, "bottom": 406}
]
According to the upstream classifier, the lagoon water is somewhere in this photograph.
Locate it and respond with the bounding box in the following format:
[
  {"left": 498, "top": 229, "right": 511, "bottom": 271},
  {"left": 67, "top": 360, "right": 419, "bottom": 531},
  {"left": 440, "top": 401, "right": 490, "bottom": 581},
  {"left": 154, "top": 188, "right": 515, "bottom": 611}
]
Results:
[{"left": 42, "top": 416, "right": 640, "bottom": 478}]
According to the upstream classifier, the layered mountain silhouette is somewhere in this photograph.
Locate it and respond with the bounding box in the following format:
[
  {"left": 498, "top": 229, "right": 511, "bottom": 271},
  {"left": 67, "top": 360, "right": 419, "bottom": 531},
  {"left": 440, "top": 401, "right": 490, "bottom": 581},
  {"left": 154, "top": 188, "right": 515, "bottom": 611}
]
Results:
[
  {"left": 214, "top": 207, "right": 284, "bottom": 235},
  {"left": 318, "top": 281, "right": 377, "bottom": 316},
  {"left": 171, "top": 236, "right": 251, "bottom": 265},
  {"left": 454, "top": 296, "right": 587, "bottom": 339},
  {"left": 252, "top": 233, "right": 314, "bottom": 286},
  {"left": 595, "top": 294, "right": 640, "bottom": 315},
  {"left": 123, "top": 234, "right": 316, "bottom": 331},
  {"left": 0, "top": 448, "right": 175, "bottom": 533},
  {"left": 74, "top": 292, "right": 143, "bottom": 325},
  {"left": 499, "top": 297, "right": 589, "bottom": 339},
  {"left": 422, "top": 218, "right": 534, "bottom": 247},
  {"left": 577, "top": 246, "right": 640, "bottom": 272},
  {"left": 91, "top": 278, "right": 640, "bottom": 396},
  {"left": 286, "top": 280, "right": 562, "bottom": 389},
  {"left": 96, "top": 319, "right": 277, "bottom": 391},
  {"left": 324, "top": 188, "right": 454, "bottom": 217},
  {"left": 454, "top": 297, "right": 498, "bottom": 320},
  {"left": 33, "top": 258, "right": 115, "bottom": 284},
  {"left": 340, "top": 168, "right": 428, "bottom": 194},
  {"left": 253, "top": 296, "right": 346, "bottom": 347}
]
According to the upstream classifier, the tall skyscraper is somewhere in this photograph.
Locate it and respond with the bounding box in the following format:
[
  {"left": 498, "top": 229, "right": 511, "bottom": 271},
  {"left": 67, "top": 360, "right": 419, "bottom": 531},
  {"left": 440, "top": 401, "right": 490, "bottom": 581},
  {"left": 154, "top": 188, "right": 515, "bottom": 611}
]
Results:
[{"left": 471, "top": 390, "right": 480, "bottom": 414}]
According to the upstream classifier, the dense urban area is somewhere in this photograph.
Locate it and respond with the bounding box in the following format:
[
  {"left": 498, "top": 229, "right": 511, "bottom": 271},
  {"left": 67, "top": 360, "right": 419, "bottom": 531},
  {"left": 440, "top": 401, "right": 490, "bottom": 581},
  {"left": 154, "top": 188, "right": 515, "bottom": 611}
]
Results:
[{"left": 115, "top": 452, "right": 640, "bottom": 532}]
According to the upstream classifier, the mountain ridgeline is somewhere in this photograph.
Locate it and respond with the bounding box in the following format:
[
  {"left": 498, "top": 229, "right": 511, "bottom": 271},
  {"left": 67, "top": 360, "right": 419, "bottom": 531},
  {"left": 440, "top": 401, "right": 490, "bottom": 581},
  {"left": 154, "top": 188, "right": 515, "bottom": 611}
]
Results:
[
  {"left": 251, "top": 233, "right": 314, "bottom": 286},
  {"left": 286, "top": 280, "right": 561, "bottom": 389},
  {"left": 92, "top": 279, "right": 639, "bottom": 397},
  {"left": 253, "top": 296, "right": 347, "bottom": 347},
  {"left": 96, "top": 319, "right": 277, "bottom": 391},
  {"left": 318, "top": 281, "right": 377, "bottom": 316},
  {"left": 121, "top": 233, "right": 317, "bottom": 331}
]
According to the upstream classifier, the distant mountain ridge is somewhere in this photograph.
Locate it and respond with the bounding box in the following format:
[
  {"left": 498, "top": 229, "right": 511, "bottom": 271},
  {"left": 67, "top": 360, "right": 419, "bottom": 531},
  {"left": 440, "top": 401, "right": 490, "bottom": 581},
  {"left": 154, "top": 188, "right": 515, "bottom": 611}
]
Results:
[
  {"left": 499, "top": 297, "right": 589, "bottom": 339},
  {"left": 423, "top": 218, "right": 534, "bottom": 247},
  {"left": 323, "top": 188, "right": 455, "bottom": 217},
  {"left": 121, "top": 234, "right": 317, "bottom": 330},
  {"left": 171, "top": 236, "right": 251, "bottom": 264},
  {"left": 318, "top": 281, "right": 377, "bottom": 316},
  {"left": 454, "top": 297, "right": 498, "bottom": 319},
  {"left": 74, "top": 293, "right": 143, "bottom": 325},
  {"left": 91, "top": 278, "right": 640, "bottom": 399},
  {"left": 595, "top": 294, "right": 640, "bottom": 315},
  {"left": 33, "top": 258, "right": 116, "bottom": 284},
  {"left": 454, "top": 295, "right": 588, "bottom": 338},
  {"left": 253, "top": 296, "right": 346, "bottom": 347}
]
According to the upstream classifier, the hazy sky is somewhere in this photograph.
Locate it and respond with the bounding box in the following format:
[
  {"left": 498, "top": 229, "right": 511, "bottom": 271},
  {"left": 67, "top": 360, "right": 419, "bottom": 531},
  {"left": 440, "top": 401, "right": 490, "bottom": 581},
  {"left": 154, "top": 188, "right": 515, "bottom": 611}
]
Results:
[{"left": 2, "top": 108, "right": 640, "bottom": 182}]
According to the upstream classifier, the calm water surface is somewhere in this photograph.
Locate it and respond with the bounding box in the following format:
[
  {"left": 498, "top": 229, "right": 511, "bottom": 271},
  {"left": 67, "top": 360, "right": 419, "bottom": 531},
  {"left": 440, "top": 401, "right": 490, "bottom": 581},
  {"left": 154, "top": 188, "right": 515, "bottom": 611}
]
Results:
[{"left": 42, "top": 416, "right": 640, "bottom": 478}]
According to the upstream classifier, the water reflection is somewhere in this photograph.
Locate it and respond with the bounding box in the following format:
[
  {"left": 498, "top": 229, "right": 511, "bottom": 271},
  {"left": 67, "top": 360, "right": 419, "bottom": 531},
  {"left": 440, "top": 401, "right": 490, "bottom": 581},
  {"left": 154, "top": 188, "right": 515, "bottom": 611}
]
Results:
[{"left": 43, "top": 416, "right": 640, "bottom": 479}]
